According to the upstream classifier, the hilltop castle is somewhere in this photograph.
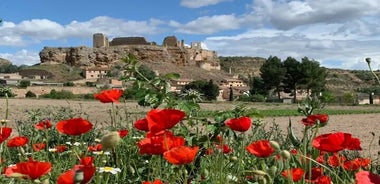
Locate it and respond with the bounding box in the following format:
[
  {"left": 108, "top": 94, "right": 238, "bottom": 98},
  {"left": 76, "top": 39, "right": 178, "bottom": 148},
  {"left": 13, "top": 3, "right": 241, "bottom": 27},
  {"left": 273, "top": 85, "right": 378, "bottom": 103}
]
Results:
[
  {"left": 91, "top": 33, "right": 221, "bottom": 70},
  {"left": 39, "top": 33, "right": 221, "bottom": 71}
]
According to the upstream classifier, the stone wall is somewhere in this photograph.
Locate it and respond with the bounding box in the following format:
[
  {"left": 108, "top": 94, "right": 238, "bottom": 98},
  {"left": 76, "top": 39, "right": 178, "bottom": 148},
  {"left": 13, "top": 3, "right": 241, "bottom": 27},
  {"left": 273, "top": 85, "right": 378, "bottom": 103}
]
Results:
[
  {"left": 12, "top": 86, "right": 98, "bottom": 98},
  {"left": 109, "top": 37, "right": 150, "bottom": 46}
]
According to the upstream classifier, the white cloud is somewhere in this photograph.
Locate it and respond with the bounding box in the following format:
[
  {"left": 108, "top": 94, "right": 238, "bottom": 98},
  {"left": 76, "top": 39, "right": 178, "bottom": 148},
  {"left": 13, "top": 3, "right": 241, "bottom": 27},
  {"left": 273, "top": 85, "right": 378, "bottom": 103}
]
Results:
[
  {"left": 0, "top": 50, "right": 40, "bottom": 66},
  {"left": 1, "top": 0, "right": 380, "bottom": 70},
  {"left": 205, "top": 22, "right": 380, "bottom": 70},
  {"left": 180, "top": 0, "right": 231, "bottom": 8},
  {"left": 173, "top": 15, "right": 240, "bottom": 34},
  {"left": 248, "top": 0, "right": 380, "bottom": 30},
  {"left": 0, "top": 16, "right": 165, "bottom": 47}
]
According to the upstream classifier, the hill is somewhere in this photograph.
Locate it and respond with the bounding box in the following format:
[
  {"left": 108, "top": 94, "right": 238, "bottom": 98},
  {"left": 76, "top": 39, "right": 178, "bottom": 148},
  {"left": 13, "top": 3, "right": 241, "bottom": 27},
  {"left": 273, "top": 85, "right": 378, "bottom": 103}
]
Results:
[
  {"left": 22, "top": 64, "right": 84, "bottom": 82},
  {"left": 0, "top": 58, "right": 12, "bottom": 66},
  {"left": 19, "top": 56, "right": 379, "bottom": 95},
  {"left": 218, "top": 56, "right": 377, "bottom": 94}
]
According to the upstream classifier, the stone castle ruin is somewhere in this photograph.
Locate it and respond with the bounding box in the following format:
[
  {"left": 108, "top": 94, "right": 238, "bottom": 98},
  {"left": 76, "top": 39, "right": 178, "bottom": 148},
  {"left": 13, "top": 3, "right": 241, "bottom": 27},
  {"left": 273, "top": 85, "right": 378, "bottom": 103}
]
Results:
[{"left": 39, "top": 33, "right": 221, "bottom": 71}]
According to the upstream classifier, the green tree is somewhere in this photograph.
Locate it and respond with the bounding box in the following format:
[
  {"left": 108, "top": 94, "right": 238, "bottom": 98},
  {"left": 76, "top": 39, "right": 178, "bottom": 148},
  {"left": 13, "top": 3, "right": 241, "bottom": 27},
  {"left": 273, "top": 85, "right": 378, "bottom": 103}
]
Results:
[
  {"left": 282, "top": 57, "right": 303, "bottom": 102},
  {"left": 0, "top": 64, "right": 20, "bottom": 73},
  {"left": 259, "top": 56, "right": 285, "bottom": 99},
  {"left": 184, "top": 80, "right": 219, "bottom": 101},
  {"left": 300, "top": 57, "right": 327, "bottom": 95},
  {"left": 249, "top": 76, "right": 267, "bottom": 96}
]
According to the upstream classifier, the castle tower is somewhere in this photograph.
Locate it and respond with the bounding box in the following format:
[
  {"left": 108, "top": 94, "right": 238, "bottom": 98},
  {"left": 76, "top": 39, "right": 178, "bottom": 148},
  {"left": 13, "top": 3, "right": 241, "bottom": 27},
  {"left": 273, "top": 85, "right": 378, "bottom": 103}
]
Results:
[
  {"left": 191, "top": 42, "right": 202, "bottom": 51},
  {"left": 163, "top": 36, "right": 178, "bottom": 47},
  {"left": 93, "top": 33, "right": 109, "bottom": 48}
]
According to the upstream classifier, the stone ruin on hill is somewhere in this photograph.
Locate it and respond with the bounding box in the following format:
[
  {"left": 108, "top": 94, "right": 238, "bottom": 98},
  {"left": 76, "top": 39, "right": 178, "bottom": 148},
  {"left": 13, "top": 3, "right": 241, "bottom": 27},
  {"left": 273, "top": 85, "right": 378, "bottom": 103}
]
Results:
[{"left": 39, "top": 33, "right": 221, "bottom": 72}]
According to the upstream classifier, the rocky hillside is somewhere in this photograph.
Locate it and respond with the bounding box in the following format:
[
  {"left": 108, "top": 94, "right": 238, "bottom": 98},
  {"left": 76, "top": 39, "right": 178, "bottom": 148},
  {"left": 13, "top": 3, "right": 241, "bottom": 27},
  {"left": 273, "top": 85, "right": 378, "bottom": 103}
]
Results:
[
  {"left": 38, "top": 45, "right": 232, "bottom": 82},
  {"left": 219, "top": 56, "right": 377, "bottom": 94},
  {"left": 0, "top": 58, "right": 12, "bottom": 66},
  {"left": 40, "top": 45, "right": 206, "bottom": 67}
]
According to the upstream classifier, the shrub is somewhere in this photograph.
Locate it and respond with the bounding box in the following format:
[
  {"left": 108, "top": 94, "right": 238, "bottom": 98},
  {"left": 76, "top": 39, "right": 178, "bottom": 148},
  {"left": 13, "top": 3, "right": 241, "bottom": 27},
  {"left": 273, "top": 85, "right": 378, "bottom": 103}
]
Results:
[
  {"left": 19, "top": 80, "right": 31, "bottom": 88},
  {"left": 63, "top": 81, "right": 74, "bottom": 86},
  {"left": 25, "top": 90, "right": 37, "bottom": 98},
  {"left": 85, "top": 81, "right": 95, "bottom": 87},
  {"left": 40, "top": 89, "right": 75, "bottom": 99}
]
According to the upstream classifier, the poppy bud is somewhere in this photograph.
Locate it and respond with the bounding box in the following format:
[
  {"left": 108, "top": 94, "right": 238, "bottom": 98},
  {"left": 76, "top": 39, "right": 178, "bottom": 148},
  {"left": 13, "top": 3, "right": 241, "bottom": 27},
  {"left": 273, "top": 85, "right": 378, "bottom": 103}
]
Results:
[
  {"left": 101, "top": 131, "right": 121, "bottom": 150},
  {"left": 366, "top": 57, "right": 372, "bottom": 64},
  {"left": 280, "top": 150, "right": 291, "bottom": 160},
  {"left": 74, "top": 169, "right": 84, "bottom": 183},
  {"left": 230, "top": 156, "right": 238, "bottom": 161},
  {"left": 269, "top": 141, "right": 280, "bottom": 150},
  {"left": 41, "top": 179, "right": 50, "bottom": 184}
]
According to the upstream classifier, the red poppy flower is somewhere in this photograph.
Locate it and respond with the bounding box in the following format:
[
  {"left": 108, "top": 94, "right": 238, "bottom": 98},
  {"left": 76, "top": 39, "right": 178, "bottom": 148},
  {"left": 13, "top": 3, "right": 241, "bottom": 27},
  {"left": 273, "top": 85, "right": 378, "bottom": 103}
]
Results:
[
  {"left": 34, "top": 119, "right": 52, "bottom": 130},
  {"left": 281, "top": 168, "right": 304, "bottom": 182},
  {"left": 312, "top": 132, "right": 362, "bottom": 152},
  {"left": 290, "top": 149, "right": 298, "bottom": 155},
  {"left": 4, "top": 157, "right": 51, "bottom": 180},
  {"left": 137, "top": 131, "right": 185, "bottom": 155},
  {"left": 163, "top": 146, "right": 199, "bottom": 165},
  {"left": 246, "top": 140, "right": 275, "bottom": 158},
  {"left": 32, "top": 143, "right": 46, "bottom": 152},
  {"left": 53, "top": 145, "right": 68, "bottom": 153},
  {"left": 205, "top": 148, "right": 214, "bottom": 155},
  {"left": 215, "top": 144, "right": 233, "bottom": 154},
  {"left": 7, "top": 136, "right": 29, "bottom": 147},
  {"left": 56, "top": 118, "right": 93, "bottom": 136},
  {"left": 0, "top": 127, "right": 12, "bottom": 143},
  {"left": 134, "top": 118, "right": 149, "bottom": 131},
  {"left": 311, "top": 176, "right": 332, "bottom": 184},
  {"left": 355, "top": 171, "right": 380, "bottom": 184},
  {"left": 118, "top": 129, "right": 128, "bottom": 138},
  {"left": 343, "top": 158, "right": 371, "bottom": 171},
  {"left": 57, "top": 156, "right": 95, "bottom": 184},
  {"left": 305, "top": 167, "right": 323, "bottom": 181},
  {"left": 225, "top": 116, "right": 251, "bottom": 132},
  {"left": 301, "top": 114, "right": 329, "bottom": 126},
  {"left": 94, "top": 89, "right": 123, "bottom": 103},
  {"left": 327, "top": 153, "right": 346, "bottom": 167},
  {"left": 146, "top": 109, "right": 185, "bottom": 133},
  {"left": 87, "top": 144, "right": 102, "bottom": 152},
  {"left": 142, "top": 179, "right": 164, "bottom": 184}
]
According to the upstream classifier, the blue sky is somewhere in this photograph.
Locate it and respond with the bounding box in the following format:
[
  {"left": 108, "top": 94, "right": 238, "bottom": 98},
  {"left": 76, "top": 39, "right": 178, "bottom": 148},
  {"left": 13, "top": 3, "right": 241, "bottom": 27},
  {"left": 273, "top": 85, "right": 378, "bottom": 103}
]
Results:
[{"left": 1, "top": 0, "right": 380, "bottom": 70}]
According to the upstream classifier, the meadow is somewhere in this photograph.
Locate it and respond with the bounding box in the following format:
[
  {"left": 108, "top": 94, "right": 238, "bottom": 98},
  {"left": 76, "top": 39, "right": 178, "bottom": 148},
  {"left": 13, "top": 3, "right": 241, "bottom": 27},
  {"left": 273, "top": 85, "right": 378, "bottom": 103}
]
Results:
[{"left": 0, "top": 96, "right": 380, "bottom": 183}]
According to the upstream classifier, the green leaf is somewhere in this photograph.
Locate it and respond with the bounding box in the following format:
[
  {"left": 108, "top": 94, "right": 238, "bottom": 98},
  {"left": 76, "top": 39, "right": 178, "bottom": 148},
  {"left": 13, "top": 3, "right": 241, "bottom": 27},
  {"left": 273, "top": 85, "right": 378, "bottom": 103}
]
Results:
[
  {"left": 164, "top": 73, "right": 180, "bottom": 79},
  {"left": 287, "top": 118, "right": 301, "bottom": 148}
]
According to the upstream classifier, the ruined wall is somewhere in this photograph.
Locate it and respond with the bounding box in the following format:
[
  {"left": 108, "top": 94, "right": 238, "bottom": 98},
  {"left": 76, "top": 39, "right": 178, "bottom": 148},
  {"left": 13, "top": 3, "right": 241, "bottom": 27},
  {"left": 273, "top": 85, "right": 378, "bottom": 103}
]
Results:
[{"left": 109, "top": 37, "right": 150, "bottom": 46}]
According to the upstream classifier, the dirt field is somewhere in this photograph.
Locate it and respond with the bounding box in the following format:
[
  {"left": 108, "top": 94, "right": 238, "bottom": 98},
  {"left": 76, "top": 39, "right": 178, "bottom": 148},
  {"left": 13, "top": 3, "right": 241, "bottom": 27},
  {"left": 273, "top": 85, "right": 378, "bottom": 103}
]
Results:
[{"left": 1, "top": 98, "right": 380, "bottom": 157}]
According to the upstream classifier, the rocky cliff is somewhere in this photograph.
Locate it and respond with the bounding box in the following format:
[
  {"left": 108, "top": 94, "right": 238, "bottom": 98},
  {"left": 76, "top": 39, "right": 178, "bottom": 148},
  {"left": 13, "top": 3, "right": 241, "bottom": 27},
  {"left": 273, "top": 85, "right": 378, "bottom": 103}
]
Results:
[{"left": 39, "top": 45, "right": 211, "bottom": 68}]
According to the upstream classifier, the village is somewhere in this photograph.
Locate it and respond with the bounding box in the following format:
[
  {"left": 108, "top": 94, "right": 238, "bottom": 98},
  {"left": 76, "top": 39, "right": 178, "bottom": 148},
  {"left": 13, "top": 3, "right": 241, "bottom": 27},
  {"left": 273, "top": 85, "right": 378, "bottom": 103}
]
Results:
[
  {"left": 0, "top": 33, "right": 255, "bottom": 101},
  {"left": 0, "top": 33, "right": 376, "bottom": 104}
]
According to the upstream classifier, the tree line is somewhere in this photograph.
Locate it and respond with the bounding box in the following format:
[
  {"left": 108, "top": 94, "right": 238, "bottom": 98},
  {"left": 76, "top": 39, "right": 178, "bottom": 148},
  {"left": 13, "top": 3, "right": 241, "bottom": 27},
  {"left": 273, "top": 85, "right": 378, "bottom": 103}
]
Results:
[{"left": 250, "top": 56, "right": 327, "bottom": 102}]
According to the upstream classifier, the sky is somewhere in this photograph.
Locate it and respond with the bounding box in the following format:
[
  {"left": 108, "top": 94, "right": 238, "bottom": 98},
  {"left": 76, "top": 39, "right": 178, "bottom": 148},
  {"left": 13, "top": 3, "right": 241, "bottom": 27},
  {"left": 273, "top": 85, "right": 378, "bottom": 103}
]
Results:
[{"left": 1, "top": 0, "right": 380, "bottom": 70}]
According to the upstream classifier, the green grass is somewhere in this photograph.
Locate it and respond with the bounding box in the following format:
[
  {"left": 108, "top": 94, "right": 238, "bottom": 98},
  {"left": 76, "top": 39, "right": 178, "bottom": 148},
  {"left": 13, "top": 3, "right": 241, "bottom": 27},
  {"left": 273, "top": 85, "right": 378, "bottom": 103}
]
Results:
[
  {"left": 259, "top": 108, "right": 380, "bottom": 117},
  {"left": 197, "top": 106, "right": 380, "bottom": 118}
]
